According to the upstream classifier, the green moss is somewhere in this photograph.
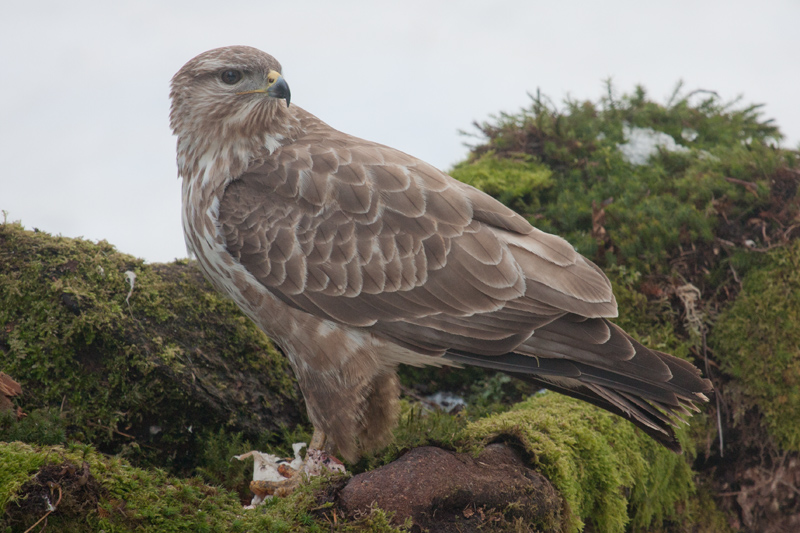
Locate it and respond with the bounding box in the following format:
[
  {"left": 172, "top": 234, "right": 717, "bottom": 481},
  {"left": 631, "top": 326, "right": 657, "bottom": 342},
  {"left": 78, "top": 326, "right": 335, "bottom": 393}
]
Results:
[
  {"left": 0, "top": 408, "right": 67, "bottom": 446},
  {"left": 450, "top": 151, "right": 553, "bottom": 211},
  {"left": 0, "top": 222, "right": 303, "bottom": 475},
  {"left": 352, "top": 400, "right": 467, "bottom": 473},
  {"left": 449, "top": 86, "right": 800, "bottom": 528},
  {"left": 194, "top": 425, "right": 312, "bottom": 502},
  {"left": 463, "top": 393, "right": 695, "bottom": 533},
  {"left": 671, "top": 482, "right": 735, "bottom": 533},
  {"left": 1, "top": 442, "right": 407, "bottom": 532},
  {"left": 606, "top": 266, "right": 692, "bottom": 358},
  {"left": 0, "top": 442, "right": 48, "bottom": 510},
  {"left": 460, "top": 84, "right": 797, "bottom": 275},
  {"left": 711, "top": 239, "right": 800, "bottom": 451}
]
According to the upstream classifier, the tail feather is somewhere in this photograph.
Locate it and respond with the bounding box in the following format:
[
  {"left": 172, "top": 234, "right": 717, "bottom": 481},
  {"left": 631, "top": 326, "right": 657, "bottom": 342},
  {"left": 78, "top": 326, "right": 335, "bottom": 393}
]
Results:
[
  {"left": 509, "top": 374, "right": 684, "bottom": 453},
  {"left": 444, "top": 317, "right": 713, "bottom": 453}
]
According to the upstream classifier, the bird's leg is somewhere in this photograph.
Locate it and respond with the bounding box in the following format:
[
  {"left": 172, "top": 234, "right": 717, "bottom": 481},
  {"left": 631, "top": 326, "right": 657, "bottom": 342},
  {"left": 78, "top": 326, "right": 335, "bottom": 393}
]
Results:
[
  {"left": 308, "top": 427, "right": 327, "bottom": 451},
  {"left": 249, "top": 428, "right": 338, "bottom": 499}
]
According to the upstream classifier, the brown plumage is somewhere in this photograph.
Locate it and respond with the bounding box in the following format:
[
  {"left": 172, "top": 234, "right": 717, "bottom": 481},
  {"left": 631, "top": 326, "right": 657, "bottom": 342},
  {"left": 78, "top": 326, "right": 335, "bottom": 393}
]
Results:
[{"left": 170, "top": 46, "right": 712, "bottom": 461}]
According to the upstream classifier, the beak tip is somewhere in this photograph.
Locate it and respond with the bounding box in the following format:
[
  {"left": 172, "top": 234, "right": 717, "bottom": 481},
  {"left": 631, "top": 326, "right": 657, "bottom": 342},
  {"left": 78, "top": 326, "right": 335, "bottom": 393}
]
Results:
[{"left": 268, "top": 76, "right": 291, "bottom": 108}]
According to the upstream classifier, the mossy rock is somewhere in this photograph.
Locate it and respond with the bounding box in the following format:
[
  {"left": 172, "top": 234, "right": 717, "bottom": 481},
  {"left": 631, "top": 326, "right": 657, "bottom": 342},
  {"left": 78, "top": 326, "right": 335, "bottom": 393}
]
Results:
[
  {"left": 463, "top": 392, "right": 696, "bottom": 533},
  {"left": 0, "top": 222, "right": 305, "bottom": 474},
  {"left": 350, "top": 395, "right": 726, "bottom": 533},
  {"left": 0, "top": 396, "right": 729, "bottom": 533},
  {"left": 0, "top": 441, "right": 405, "bottom": 532}
]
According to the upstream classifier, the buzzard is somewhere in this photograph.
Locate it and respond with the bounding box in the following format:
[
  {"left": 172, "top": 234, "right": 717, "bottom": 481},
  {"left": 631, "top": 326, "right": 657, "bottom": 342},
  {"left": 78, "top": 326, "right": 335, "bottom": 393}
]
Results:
[{"left": 170, "top": 46, "right": 712, "bottom": 482}]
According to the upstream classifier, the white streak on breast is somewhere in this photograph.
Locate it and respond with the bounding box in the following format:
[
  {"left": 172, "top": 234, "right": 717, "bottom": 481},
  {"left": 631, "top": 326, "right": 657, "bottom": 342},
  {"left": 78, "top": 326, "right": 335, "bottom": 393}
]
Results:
[
  {"left": 265, "top": 133, "right": 284, "bottom": 154},
  {"left": 198, "top": 150, "right": 219, "bottom": 187},
  {"left": 207, "top": 196, "right": 222, "bottom": 242}
]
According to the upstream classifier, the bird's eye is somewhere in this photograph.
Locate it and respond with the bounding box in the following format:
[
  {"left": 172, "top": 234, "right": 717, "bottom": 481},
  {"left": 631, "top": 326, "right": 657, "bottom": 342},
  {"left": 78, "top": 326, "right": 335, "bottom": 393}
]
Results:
[{"left": 220, "top": 69, "right": 243, "bottom": 85}]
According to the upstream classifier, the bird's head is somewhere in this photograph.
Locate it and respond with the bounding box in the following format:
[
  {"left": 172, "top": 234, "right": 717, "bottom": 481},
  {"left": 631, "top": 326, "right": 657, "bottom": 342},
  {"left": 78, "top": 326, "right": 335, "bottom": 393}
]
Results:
[{"left": 169, "top": 46, "right": 292, "bottom": 177}]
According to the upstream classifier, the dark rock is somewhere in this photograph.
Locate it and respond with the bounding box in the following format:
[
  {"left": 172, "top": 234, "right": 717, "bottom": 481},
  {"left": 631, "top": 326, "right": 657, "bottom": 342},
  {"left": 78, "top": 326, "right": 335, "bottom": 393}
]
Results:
[{"left": 338, "top": 444, "right": 561, "bottom": 532}]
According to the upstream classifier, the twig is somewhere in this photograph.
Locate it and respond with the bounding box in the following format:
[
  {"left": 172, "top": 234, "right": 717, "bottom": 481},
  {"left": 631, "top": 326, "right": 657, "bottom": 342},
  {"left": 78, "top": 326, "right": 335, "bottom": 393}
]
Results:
[
  {"left": 715, "top": 237, "right": 736, "bottom": 249},
  {"left": 778, "top": 479, "right": 800, "bottom": 498},
  {"left": 702, "top": 329, "right": 724, "bottom": 457},
  {"left": 684, "top": 88, "right": 720, "bottom": 100},
  {"left": 83, "top": 420, "right": 160, "bottom": 449},
  {"left": 729, "top": 262, "right": 740, "bottom": 285},
  {"left": 724, "top": 176, "right": 759, "bottom": 197},
  {"left": 23, "top": 484, "right": 62, "bottom": 533},
  {"left": 744, "top": 242, "right": 785, "bottom": 253},
  {"left": 85, "top": 420, "right": 137, "bottom": 440}
]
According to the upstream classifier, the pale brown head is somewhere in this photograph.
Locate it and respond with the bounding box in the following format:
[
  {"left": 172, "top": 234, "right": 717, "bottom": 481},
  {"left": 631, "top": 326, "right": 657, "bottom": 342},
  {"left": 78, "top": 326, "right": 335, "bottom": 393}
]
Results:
[{"left": 169, "top": 46, "right": 292, "bottom": 177}]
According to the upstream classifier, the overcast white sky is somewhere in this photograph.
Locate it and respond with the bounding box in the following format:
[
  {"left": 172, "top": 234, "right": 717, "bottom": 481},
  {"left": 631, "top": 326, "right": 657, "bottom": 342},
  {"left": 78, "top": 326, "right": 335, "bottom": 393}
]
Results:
[{"left": 2, "top": 0, "right": 798, "bottom": 263}]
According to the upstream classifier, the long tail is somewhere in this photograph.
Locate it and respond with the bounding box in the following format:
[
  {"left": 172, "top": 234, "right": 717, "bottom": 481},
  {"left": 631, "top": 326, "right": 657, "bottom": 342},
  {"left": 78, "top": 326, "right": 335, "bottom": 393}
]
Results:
[{"left": 444, "top": 315, "right": 712, "bottom": 453}]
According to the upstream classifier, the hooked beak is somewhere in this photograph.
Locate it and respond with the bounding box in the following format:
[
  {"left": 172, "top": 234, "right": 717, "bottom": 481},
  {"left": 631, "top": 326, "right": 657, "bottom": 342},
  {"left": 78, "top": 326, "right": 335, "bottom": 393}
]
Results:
[
  {"left": 237, "top": 70, "right": 291, "bottom": 107},
  {"left": 267, "top": 75, "right": 291, "bottom": 107}
]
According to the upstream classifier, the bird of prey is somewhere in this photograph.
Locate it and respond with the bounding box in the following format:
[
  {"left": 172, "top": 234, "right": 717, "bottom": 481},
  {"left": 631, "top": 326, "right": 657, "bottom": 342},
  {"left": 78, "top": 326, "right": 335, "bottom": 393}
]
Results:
[{"left": 169, "top": 46, "right": 712, "bottom": 475}]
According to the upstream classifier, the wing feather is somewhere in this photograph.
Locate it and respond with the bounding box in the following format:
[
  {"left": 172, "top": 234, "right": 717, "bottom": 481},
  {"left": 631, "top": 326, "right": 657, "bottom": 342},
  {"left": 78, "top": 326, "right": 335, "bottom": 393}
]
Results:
[{"left": 218, "top": 126, "right": 616, "bottom": 355}]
